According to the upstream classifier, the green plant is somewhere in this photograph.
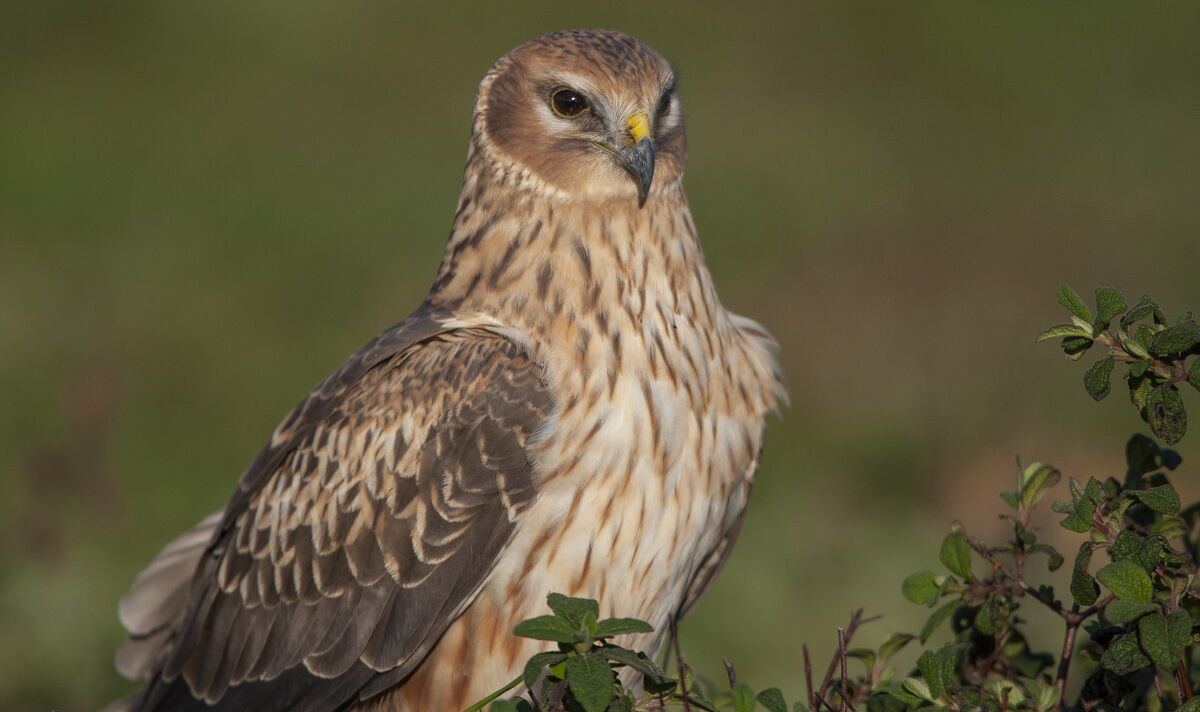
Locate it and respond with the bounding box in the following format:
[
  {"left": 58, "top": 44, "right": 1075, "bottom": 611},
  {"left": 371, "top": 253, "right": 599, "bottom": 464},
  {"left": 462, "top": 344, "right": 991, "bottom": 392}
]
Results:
[
  {"left": 479, "top": 286, "right": 1200, "bottom": 712},
  {"left": 1037, "top": 284, "right": 1200, "bottom": 444},
  {"left": 880, "top": 433, "right": 1198, "bottom": 710},
  {"left": 468, "top": 592, "right": 795, "bottom": 712}
]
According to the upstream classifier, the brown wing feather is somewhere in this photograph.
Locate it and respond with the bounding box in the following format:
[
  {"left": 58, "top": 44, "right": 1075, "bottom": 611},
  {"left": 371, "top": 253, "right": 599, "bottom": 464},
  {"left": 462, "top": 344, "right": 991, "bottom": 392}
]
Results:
[
  {"left": 678, "top": 478, "right": 754, "bottom": 618},
  {"left": 130, "top": 309, "right": 552, "bottom": 711}
]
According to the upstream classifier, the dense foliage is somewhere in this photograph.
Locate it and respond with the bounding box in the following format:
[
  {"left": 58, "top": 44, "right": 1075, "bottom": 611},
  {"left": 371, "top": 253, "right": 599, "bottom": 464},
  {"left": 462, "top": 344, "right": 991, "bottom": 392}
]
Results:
[
  {"left": 1037, "top": 284, "right": 1200, "bottom": 445},
  {"left": 474, "top": 286, "right": 1200, "bottom": 712}
]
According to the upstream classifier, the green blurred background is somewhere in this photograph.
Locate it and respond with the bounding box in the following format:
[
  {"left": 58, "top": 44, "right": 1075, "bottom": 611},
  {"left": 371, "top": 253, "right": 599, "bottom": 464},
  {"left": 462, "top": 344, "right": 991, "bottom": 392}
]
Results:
[{"left": 3, "top": 2, "right": 1199, "bottom": 709}]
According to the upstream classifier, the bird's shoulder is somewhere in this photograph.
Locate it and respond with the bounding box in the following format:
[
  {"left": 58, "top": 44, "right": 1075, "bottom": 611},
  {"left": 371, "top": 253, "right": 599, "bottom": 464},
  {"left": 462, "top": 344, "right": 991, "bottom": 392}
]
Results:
[{"left": 726, "top": 311, "right": 788, "bottom": 414}]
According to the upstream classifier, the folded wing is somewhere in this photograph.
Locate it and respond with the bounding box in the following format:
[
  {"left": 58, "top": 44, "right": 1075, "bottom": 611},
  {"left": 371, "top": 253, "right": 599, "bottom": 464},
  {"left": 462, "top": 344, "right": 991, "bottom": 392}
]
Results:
[{"left": 124, "top": 311, "right": 552, "bottom": 711}]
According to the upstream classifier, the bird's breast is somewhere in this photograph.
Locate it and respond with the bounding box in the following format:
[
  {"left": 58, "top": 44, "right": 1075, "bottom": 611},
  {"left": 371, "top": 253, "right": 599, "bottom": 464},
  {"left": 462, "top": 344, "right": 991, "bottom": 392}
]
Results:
[{"left": 485, "top": 310, "right": 765, "bottom": 633}]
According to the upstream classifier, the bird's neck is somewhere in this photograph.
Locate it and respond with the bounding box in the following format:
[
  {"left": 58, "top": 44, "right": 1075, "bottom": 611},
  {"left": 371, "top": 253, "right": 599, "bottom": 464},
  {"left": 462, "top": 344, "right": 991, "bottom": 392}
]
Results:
[{"left": 426, "top": 169, "right": 725, "bottom": 345}]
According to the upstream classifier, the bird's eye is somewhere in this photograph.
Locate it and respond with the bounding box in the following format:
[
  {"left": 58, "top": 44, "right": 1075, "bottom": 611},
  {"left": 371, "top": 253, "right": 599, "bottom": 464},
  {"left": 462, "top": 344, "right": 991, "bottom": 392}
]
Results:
[
  {"left": 655, "top": 90, "right": 672, "bottom": 118},
  {"left": 550, "top": 88, "right": 588, "bottom": 118}
]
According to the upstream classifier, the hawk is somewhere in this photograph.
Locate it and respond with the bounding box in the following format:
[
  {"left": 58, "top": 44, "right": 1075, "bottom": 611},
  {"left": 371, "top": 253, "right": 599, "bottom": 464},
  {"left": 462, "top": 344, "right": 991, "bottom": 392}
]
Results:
[{"left": 114, "top": 29, "right": 785, "bottom": 711}]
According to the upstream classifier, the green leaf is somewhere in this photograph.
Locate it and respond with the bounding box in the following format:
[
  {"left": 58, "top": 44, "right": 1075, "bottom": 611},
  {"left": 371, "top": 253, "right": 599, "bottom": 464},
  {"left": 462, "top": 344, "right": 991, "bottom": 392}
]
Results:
[
  {"left": 489, "top": 699, "right": 531, "bottom": 712},
  {"left": 1035, "top": 683, "right": 1061, "bottom": 712},
  {"left": 1122, "top": 295, "right": 1166, "bottom": 329},
  {"left": 920, "top": 598, "right": 959, "bottom": 644},
  {"left": 939, "top": 532, "right": 972, "bottom": 578},
  {"left": 973, "top": 599, "right": 1003, "bottom": 635},
  {"left": 1056, "top": 284, "right": 1092, "bottom": 323},
  {"left": 598, "top": 647, "right": 673, "bottom": 687},
  {"left": 1013, "top": 520, "right": 1038, "bottom": 544},
  {"left": 1062, "top": 335, "right": 1094, "bottom": 358},
  {"left": 1145, "top": 384, "right": 1187, "bottom": 445},
  {"left": 916, "top": 646, "right": 957, "bottom": 699},
  {"left": 756, "top": 688, "right": 787, "bottom": 712},
  {"left": 1138, "top": 612, "right": 1179, "bottom": 668},
  {"left": 845, "top": 647, "right": 876, "bottom": 675},
  {"left": 878, "top": 632, "right": 916, "bottom": 663},
  {"left": 1189, "top": 358, "right": 1200, "bottom": 392},
  {"left": 564, "top": 655, "right": 615, "bottom": 712},
  {"left": 1100, "top": 632, "right": 1152, "bottom": 674},
  {"left": 591, "top": 618, "right": 653, "bottom": 639},
  {"left": 898, "top": 677, "right": 933, "bottom": 703},
  {"left": 1154, "top": 516, "right": 1187, "bottom": 538},
  {"left": 1180, "top": 699, "right": 1200, "bottom": 712},
  {"left": 1130, "top": 485, "right": 1181, "bottom": 515},
  {"left": 1150, "top": 321, "right": 1200, "bottom": 356},
  {"left": 1135, "top": 323, "right": 1156, "bottom": 351},
  {"left": 1106, "top": 599, "right": 1156, "bottom": 624},
  {"left": 1096, "top": 560, "right": 1153, "bottom": 602},
  {"left": 987, "top": 679, "right": 1027, "bottom": 707},
  {"left": 1167, "top": 610, "right": 1192, "bottom": 656},
  {"left": 1083, "top": 356, "right": 1115, "bottom": 401},
  {"left": 1129, "top": 359, "right": 1151, "bottom": 378},
  {"left": 731, "top": 682, "right": 757, "bottom": 712},
  {"left": 1019, "top": 463, "right": 1060, "bottom": 509},
  {"left": 1130, "top": 372, "right": 1154, "bottom": 411},
  {"left": 902, "top": 571, "right": 942, "bottom": 605},
  {"left": 522, "top": 651, "right": 567, "bottom": 688},
  {"left": 513, "top": 615, "right": 581, "bottom": 643},
  {"left": 1032, "top": 583, "right": 1057, "bottom": 607},
  {"left": 1094, "top": 287, "right": 1127, "bottom": 326},
  {"left": 1036, "top": 324, "right": 1092, "bottom": 342},
  {"left": 1119, "top": 328, "right": 1151, "bottom": 358},
  {"left": 1125, "top": 433, "right": 1162, "bottom": 476},
  {"left": 1070, "top": 544, "right": 1100, "bottom": 606},
  {"left": 1057, "top": 481, "right": 1097, "bottom": 533},
  {"left": 1109, "top": 530, "right": 1167, "bottom": 571},
  {"left": 546, "top": 593, "right": 599, "bottom": 628},
  {"left": 1029, "top": 543, "right": 1064, "bottom": 571}
]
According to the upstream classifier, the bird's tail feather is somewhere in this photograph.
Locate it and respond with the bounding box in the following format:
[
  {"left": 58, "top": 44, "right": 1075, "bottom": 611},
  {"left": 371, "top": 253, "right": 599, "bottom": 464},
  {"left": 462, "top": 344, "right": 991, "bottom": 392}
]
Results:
[{"left": 115, "top": 510, "right": 223, "bottom": 681}]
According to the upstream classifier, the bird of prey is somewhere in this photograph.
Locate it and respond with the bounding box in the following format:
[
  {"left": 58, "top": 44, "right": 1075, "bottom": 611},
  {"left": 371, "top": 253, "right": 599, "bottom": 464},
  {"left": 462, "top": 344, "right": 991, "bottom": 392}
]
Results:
[{"left": 114, "top": 28, "right": 785, "bottom": 711}]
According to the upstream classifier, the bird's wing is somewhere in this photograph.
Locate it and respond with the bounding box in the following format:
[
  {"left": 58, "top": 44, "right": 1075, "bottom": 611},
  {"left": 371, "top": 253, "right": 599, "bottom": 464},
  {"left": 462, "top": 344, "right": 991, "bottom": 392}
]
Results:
[
  {"left": 677, "top": 498, "right": 747, "bottom": 619},
  {"left": 127, "top": 307, "right": 553, "bottom": 712},
  {"left": 117, "top": 510, "right": 224, "bottom": 681},
  {"left": 677, "top": 468, "right": 758, "bottom": 619}
]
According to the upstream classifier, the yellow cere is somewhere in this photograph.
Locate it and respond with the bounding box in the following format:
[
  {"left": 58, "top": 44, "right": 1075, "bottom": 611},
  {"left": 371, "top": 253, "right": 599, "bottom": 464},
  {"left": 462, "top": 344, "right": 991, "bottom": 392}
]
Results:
[{"left": 626, "top": 112, "right": 651, "bottom": 143}]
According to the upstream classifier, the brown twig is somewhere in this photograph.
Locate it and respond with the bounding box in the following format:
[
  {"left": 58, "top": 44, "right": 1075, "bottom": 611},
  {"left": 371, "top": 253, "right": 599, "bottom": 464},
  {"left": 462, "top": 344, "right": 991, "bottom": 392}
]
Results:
[
  {"left": 815, "top": 610, "right": 877, "bottom": 706},
  {"left": 803, "top": 643, "right": 816, "bottom": 711},
  {"left": 1178, "top": 661, "right": 1194, "bottom": 702},
  {"left": 669, "top": 617, "right": 692, "bottom": 712},
  {"left": 966, "top": 533, "right": 1113, "bottom": 623},
  {"left": 722, "top": 658, "right": 737, "bottom": 688},
  {"left": 1054, "top": 612, "right": 1081, "bottom": 710},
  {"left": 837, "top": 627, "right": 853, "bottom": 712},
  {"left": 812, "top": 690, "right": 837, "bottom": 712}
]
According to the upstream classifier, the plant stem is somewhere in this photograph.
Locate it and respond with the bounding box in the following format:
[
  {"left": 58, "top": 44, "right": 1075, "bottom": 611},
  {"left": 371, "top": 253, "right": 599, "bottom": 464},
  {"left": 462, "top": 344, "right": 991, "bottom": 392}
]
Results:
[
  {"left": 837, "top": 627, "right": 854, "bottom": 712},
  {"left": 803, "top": 642, "right": 816, "bottom": 711},
  {"left": 463, "top": 674, "right": 522, "bottom": 712},
  {"left": 670, "top": 617, "right": 692, "bottom": 712},
  {"left": 722, "top": 658, "right": 737, "bottom": 687},
  {"left": 1054, "top": 611, "right": 1081, "bottom": 711},
  {"left": 818, "top": 610, "right": 867, "bottom": 701}
]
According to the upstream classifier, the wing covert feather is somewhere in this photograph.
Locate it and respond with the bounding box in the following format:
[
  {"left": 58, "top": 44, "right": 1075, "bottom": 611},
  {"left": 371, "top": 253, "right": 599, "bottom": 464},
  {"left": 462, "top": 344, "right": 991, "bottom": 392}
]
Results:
[{"left": 133, "top": 312, "right": 552, "bottom": 711}]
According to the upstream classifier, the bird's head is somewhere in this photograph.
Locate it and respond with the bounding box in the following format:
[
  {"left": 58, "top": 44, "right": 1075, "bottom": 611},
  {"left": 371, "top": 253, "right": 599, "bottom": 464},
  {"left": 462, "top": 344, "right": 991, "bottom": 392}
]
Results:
[{"left": 473, "top": 29, "right": 685, "bottom": 207}]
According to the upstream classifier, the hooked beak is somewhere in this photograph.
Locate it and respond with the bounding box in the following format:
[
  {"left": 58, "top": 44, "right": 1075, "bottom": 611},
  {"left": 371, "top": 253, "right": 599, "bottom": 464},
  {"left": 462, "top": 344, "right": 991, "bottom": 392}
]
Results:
[{"left": 616, "top": 112, "right": 655, "bottom": 207}]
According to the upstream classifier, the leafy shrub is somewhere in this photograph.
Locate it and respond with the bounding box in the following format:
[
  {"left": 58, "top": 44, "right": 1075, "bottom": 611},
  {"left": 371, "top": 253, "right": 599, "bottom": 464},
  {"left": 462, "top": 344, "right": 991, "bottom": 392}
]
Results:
[
  {"left": 474, "top": 286, "right": 1200, "bottom": 712},
  {"left": 1037, "top": 284, "right": 1200, "bottom": 444}
]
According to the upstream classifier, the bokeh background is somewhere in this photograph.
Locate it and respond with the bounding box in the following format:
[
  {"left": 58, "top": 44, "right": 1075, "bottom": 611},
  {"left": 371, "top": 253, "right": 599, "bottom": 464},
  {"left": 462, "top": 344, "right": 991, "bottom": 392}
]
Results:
[{"left": 3, "top": 2, "right": 1199, "bottom": 709}]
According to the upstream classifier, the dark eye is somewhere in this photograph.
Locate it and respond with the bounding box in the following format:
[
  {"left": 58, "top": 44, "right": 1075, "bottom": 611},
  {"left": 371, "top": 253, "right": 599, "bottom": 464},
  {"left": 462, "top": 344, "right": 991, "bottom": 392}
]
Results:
[
  {"left": 550, "top": 88, "right": 588, "bottom": 118},
  {"left": 655, "top": 90, "right": 672, "bottom": 118}
]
